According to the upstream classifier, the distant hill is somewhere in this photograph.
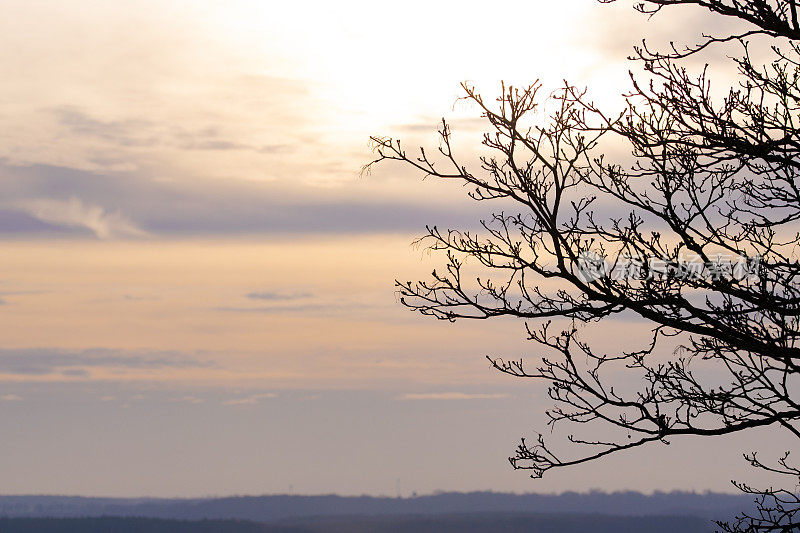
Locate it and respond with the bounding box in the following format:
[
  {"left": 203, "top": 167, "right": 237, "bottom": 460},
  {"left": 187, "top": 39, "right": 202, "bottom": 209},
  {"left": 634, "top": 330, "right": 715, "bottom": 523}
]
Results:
[
  {"left": 0, "top": 517, "right": 304, "bottom": 533},
  {"left": 0, "top": 513, "right": 716, "bottom": 533},
  {"left": 0, "top": 491, "right": 752, "bottom": 523}
]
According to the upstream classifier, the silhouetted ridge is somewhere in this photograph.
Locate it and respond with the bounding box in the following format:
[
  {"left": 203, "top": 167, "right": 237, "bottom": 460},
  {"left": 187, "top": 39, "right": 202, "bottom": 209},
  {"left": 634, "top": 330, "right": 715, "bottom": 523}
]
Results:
[{"left": 0, "top": 491, "right": 751, "bottom": 522}]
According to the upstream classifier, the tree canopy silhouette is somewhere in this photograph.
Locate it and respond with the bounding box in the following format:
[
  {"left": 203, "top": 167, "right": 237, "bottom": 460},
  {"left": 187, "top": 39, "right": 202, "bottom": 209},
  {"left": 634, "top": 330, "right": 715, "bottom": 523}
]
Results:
[{"left": 367, "top": 1, "right": 800, "bottom": 531}]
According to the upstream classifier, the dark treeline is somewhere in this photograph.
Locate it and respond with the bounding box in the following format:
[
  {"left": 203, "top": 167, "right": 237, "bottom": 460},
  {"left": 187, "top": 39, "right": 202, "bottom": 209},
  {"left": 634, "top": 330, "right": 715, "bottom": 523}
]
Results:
[{"left": 0, "top": 513, "right": 714, "bottom": 533}]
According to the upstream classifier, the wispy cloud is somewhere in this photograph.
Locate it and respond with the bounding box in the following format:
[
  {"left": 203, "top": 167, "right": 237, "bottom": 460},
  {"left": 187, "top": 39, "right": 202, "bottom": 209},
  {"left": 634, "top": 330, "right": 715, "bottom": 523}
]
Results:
[
  {"left": 52, "top": 106, "right": 156, "bottom": 148},
  {"left": 0, "top": 348, "right": 211, "bottom": 377},
  {"left": 0, "top": 394, "right": 22, "bottom": 402},
  {"left": 15, "top": 197, "right": 146, "bottom": 239},
  {"left": 170, "top": 396, "right": 205, "bottom": 404},
  {"left": 216, "top": 302, "right": 374, "bottom": 316},
  {"left": 245, "top": 291, "right": 313, "bottom": 301},
  {"left": 399, "top": 392, "right": 509, "bottom": 401},
  {"left": 222, "top": 392, "right": 277, "bottom": 406}
]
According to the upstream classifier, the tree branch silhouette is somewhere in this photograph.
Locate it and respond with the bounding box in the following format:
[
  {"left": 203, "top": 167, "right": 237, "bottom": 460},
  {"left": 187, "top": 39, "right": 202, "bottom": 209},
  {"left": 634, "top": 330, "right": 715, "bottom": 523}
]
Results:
[{"left": 367, "top": 1, "right": 800, "bottom": 530}]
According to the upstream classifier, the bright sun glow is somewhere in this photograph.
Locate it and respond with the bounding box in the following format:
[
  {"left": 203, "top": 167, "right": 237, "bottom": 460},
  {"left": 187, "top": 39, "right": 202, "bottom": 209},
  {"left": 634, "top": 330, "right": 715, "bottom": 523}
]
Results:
[{"left": 201, "top": 0, "right": 607, "bottom": 132}]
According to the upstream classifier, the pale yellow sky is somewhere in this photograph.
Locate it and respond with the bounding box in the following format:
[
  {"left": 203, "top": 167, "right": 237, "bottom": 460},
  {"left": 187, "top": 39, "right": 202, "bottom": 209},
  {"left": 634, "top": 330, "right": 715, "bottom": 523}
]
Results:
[{"left": 0, "top": 237, "right": 656, "bottom": 388}]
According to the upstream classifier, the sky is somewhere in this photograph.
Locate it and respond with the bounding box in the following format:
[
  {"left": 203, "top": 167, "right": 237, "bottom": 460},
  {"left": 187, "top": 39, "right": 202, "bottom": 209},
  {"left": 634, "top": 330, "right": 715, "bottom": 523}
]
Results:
[{"left": 0, "top": 0, "right": 781, "bottom": 497}]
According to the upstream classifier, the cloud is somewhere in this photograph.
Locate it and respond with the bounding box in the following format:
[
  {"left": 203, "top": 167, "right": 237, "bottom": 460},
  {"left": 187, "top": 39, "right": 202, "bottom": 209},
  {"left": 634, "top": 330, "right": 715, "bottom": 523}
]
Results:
[
  {"left": 216, "top": 303, "right": 372, "bottom": 316},
  {"left": 0, "top": 208, "right": 72, "bottom": 234},
  {"left": 60, "top": 368, "right": 90, "bottom": 377},
  {"left": 178, "top": 140, "right": 248, "bottom": 151},
  {"left": 245, "top": 291, "right": 313, "bottom": 301},
  {"left": 393, "top": 116, "right": 488, "bottom": 134},
  {"left": 0, "top": 348, "right": 211, "bottom": 377},
  {"left": 170, "top": 396, "right": 205, "bottom": 404},
  {"left": 0, "top": 161, "right": 483, "bottom": 238},
  {"left": 124, "top": 294, "right": 161, "bottom": 301},
  {"left": 52, "top": 106, "right": 157, "bottom": 148},
  {"left": 257, "top": 144, "right": 292, "bottom": 154},
  {"left": 170, "top": 125, "right": 258, "bottom": 152},
  {"left": 222, "top": 392, "right": 277, "bottom": 406},
  {"left": 14, "top": 197, "right": 147, "bottom": 239},
  {"left": 399, "top": 392, "right": 509, "bottom": 401},
  {"left": 0, "top": 394, "right": 21, "bottom": 402}
]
